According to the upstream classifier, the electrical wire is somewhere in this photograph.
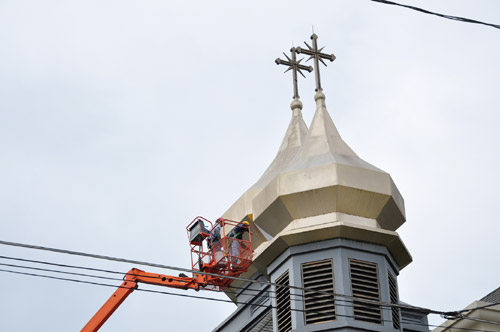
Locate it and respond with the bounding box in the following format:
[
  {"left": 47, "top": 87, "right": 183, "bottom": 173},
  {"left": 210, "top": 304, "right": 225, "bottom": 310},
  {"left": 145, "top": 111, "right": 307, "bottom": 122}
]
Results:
[
  {"left": 458, "top": 301, "right": 500, "bottom": 313},
  {"left": 0, "top": 268, "right": 497, "bottom": 332},
  {"left": 0, "top": 262, "right": 122, "bottom": 282},
  {"left": 0, "top": 268, "right": 238, "bottom": 305},
  {"left": 219, "top": 285, "right": 357, "bottom": 308},
  {"left": 0, "top": 255, "right": 128, "bottom": 275},
  {"left": 0, "top": 240, "right": 257, "bottom": 284},
  {"left": 0, "top": 240, "right": 464, "bottom": 316},
  {"left": 0, "top": 255, "right": 302, "bottom": 302},
  {"left": 0, "top": 254, "right": 339, "bottom": 306},
  {"left": 0, "top": 255, "right": 163, "bottom": 281},
  {"left": 0, "top": 260, "right": 358, "bottom": 313},
  {"left": 1, "top": 254, "right": 496, "bottom": 331},
  {"left": 4, "top": 252, "right": 500, "bottom": 332},
  {"left": 0, "top": 243, "right": 437, "bottom": 315},
  {"left": 458, "top": 315, "right": 500, "bottom": 327},
  {"left": 6, "top": 239, "right": 497, "bottom": 323},
  {"left": 366, "top": 0, "right": 500, "bottom": 30},
  {"left": 0, "top": 255, "right": 403, "bottom": 313}
]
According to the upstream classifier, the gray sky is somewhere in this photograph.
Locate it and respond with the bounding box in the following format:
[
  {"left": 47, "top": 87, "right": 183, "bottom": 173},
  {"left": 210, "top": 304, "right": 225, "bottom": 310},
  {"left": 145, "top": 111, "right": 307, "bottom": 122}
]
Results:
[{"left": 0, "top": 1, "right": 499, "bottom": 331}]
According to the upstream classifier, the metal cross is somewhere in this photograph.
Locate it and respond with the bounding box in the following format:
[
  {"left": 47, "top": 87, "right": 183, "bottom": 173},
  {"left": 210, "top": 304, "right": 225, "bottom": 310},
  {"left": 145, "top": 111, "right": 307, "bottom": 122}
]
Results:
[
  {"left": 296, "top": 34, "right": 336, "bottom": 92},
  {"left": 275, "top": 47, "right": 313, "bottom": 100}
]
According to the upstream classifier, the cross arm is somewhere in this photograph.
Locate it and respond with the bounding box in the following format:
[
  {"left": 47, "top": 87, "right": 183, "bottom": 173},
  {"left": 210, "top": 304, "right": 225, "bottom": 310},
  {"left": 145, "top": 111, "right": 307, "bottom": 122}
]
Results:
[
  {"left": 275, "top": 58, "right": 313, "bottom": 73},
  {"left": 295, "top": 46, "right": 336, "bottom": 62}
]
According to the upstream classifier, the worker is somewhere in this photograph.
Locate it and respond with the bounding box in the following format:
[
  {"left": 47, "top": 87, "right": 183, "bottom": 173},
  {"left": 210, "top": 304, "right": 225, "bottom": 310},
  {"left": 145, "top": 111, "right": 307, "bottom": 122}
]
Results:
[
  {"left": 212, "top": 219, "right": 222, "bottom": 245},
  {"left": 210, "top": 219, "right": 223, "bottom": 262},
  {"left": 228, "top": 220, "right": 250, "bottom": 266}
]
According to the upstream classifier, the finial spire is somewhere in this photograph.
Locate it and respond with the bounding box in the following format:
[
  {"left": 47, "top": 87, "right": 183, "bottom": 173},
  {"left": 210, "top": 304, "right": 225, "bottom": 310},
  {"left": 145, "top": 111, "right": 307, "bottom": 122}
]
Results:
[
  {"left": 296, "top": 34, "right": 336, "bottom": 92},
  {"left": 275, "top": 47, "right": 313, "bottom": 100}
]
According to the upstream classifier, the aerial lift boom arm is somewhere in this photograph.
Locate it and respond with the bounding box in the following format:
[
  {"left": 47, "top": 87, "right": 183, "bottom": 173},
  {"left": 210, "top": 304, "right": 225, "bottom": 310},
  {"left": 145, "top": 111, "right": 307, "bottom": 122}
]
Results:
[
  {"left": 81, "top": 268, "right": 207, "bottom": 332},
  {"left": 81, "top": 217, "right": 252, "bottom": 332}
]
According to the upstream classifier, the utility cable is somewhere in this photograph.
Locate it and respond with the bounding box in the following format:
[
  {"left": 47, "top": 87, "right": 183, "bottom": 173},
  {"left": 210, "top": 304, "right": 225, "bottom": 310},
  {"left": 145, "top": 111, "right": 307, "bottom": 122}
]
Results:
[
  {"left": 458, "top": 301, "right": 500, "bottom": 313},
  {"left": 0, "top": 262, "right": 122, "bottom": 282},
  {"left": 0, "top": 255, "right": 128, "bottom": 275},
  {"left": 0, "top": 254, "right": 342, "bottom": 306},
  {"left": 0, "top": 268, "right": 496, "bottom": 332},
  {"left": 458, "top": 315, "right": 500, "bottom": 326},
  {"left": 6, "top": 255, "right": 498, "bottom": 329},
  {"left": 0, "top": 241, "right": 456, "bottom": 316},
  {"left": 0, "top": 255, "right": 306, "bottom": 303},
  {"left": 0, "top": 256, "right": 398, "bottom": 313},
  {"left": 0, "top": 242, "right": 438, "bottom": 315},
  {"left": 0, "top": 255, "right": 163, "bottom": 281},
  {"left": 0, "top": 241, "right": 480, "bottom": 318},
  {"left": 0, "top": 260, "right": 362, "bottom": 313},
  {"left": 0, "top": 240, "right": 258, "bottom": 285},
  {"left": 366, "top": 0, "right": 500, "bottom": 30}
]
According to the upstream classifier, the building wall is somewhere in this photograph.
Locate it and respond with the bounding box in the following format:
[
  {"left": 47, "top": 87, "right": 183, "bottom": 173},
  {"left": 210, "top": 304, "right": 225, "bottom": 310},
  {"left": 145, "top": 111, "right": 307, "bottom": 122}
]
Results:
[
  {"left": 268, "top": 238, "right": 400, "bottom": 332},
  {"left": 214, "top": 238, "right": 429, "bottom": 332}
]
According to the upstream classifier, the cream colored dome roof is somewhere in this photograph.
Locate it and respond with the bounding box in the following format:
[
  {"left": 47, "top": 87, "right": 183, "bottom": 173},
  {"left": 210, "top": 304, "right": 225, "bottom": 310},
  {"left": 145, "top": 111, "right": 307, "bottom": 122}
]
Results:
[
  {"left": 252, "top": 91, "right": 405, "bottom": 237},
  {"left": 222, "top": 90, "right": 412, "bottom": 301}
]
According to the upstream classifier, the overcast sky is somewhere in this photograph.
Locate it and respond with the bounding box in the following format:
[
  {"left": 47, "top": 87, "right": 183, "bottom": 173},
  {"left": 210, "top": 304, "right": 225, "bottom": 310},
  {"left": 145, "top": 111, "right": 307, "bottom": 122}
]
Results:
[{"left": 1, "top": 1, "right": 499, "bottom": 331}]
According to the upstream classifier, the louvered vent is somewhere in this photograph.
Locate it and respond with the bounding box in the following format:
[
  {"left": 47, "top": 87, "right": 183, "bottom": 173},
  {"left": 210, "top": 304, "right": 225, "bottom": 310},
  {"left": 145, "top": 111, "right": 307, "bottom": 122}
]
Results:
[
  {"left": 275, "top": 271, "right": 292, "bottom": 332},
  {"left": 301, "top": 259, "right": 336, "bottom": 324},
  {"left": 349, "top": 259, "right": 382, "bottom": 324},
  {"left": 251, "top": 291, "right": 270, "bottom": 315},
  {"left": 248, "top": 311, "right": 273, "bottom": 332},
  {"left": 388, "top": 272, "right": 401, "bottom": 330}
]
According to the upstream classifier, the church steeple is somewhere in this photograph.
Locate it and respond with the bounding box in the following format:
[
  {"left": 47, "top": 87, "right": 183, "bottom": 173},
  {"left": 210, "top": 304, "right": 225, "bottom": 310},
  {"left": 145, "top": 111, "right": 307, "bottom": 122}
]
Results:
[
  {"left": 222, "top": 33, "right": 410, "bottom": 269},
  {"left": 215, "top": 33, "right": 421, "bottom": 332}
]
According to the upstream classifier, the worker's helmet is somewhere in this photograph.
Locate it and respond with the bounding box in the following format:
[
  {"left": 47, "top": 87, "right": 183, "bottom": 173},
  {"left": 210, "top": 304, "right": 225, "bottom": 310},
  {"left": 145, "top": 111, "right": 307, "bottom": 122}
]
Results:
[{"left": 242, "top": 221, "right": 250, "bottom": 226}]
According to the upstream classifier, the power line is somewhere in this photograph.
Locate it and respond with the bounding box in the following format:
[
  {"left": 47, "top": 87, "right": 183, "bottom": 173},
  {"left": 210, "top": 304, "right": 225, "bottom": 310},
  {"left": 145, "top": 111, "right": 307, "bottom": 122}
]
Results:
[
  {"left": 5, "top": 249, "right": 500, "bottom": 332},
  {"left": 459, "top": 301, "right": 500, "bottom": 313},
  {"left": 0, "top": 255, "right": 405, "bottom": 312},
  {"left": 8, "top": 239, "right": 496, "bottom": 325},
  {"left": 0, "top": 262, "right": 122, "bottom": 282},
  {"left": 0, "top": 240, "right": 253, "bottom": 284},
  {"left": 366, "top": 0, "right": 500, "bottom": 30},
  {"left": 0, "top": 254, "right": 341, "bottom": 306},
  {"left": 0, "top": 240, "right": 468, "bottom": 317},
  {"left": 0, "top": 255, "right": 163, "bottom": 281},
  {"left": 0, "top": 268, "right": 496, "bottom": 332},
  {"left": 0, "top": 260, "right": 359, "bottom": 313},
  {"left": 458, "top": 315, "right": 500, "bottom": 327},
  {"left": 0, "top": 241, "right": 438, "bottom": 315},
  {"left": 0, "top": 268, "right": 237, "bottom": 304},
  {"left": 0, "top": 255, "right": 127, "bottom": 275},
  {"left": 0, "top": 242, "right": 402, "bottom": 309}
]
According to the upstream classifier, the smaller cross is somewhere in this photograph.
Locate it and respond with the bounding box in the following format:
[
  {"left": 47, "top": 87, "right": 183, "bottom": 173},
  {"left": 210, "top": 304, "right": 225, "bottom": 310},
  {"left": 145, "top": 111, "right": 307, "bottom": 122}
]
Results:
[
  {"left": 275, "top": 47, "right": 313, "bottom": 100},
  {"left": 296, "top": 34, "right": 336, "bottom": 92}
]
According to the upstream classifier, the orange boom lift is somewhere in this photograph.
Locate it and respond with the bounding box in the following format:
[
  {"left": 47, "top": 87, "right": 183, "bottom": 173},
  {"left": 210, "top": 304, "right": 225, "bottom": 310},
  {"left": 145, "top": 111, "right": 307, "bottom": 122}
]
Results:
[{"left": 81, "top": 217, "right": 252, "bottom": 332}]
